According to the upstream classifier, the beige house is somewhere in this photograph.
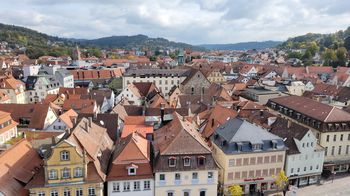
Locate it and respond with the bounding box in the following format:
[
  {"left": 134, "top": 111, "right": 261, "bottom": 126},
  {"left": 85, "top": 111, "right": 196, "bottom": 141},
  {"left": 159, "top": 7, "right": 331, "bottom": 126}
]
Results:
[{"left": 211, "top": 118, "right": 287, "bottom": 195}]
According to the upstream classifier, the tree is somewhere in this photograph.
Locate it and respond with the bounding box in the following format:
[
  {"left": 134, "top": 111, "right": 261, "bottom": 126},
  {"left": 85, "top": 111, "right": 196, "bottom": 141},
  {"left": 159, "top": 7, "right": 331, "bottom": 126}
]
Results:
[
  {"left": 336, "top": 47, "right": 348, "bottom": 67},
  {"left": 273, "top": 170, "right": 288, "bottom": 191},
  {"left": 323, "top": 48, "right": 337, "bottom": 66},
  {"left": 228, "top": 185, "right": 243, "bottom": 196},
  {"left": 344, "top": 36, "right": 350, "bottom": 51}
]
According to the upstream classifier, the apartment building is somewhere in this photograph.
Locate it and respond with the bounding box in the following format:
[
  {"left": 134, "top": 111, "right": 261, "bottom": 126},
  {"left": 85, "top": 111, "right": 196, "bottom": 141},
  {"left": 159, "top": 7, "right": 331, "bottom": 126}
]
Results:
[{"left": 211, "top": 118, "right": 287, "bottom": 195}]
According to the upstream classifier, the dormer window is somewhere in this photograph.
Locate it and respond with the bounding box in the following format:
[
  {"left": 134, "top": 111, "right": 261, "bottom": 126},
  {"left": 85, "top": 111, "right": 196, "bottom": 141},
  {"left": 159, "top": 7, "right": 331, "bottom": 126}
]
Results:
[
  {"left": 272, "top": 140, "right": 278, "bottom": 149},
  {"left": 168, "top": 157, "right": 177, "bottom": 167},
  {"left": 128, "top": 167, "right": 136, "bottom": 175},
  {"left": 183, "top": 157, "right": 191, "bottom": 167},
  {"left": 198, "top": 156, "right": 206, "bottom": 166},
  {"left": 60, "top": 151, "right": 70, "bottom": 161},
  {"left": 252, "top": 144, "right": 261, "bottom": 151},
  {"left": 237, "top": 143, "right": 243, "bottom": 151}
]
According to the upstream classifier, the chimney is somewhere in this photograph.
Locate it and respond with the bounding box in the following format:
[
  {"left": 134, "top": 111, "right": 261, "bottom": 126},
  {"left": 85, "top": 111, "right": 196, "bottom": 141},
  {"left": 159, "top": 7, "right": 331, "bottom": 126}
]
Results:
[
  {"left": 287, "top": 120, "right": 292, "bottom": 128},
  {"left": 142, "top": 105, "right": 146, "bottom": 116},
  {"left": 88, "top": 117, "right": 92, "bottom": 127},
  {"left": 85, "top": 120, "right": 89, "bottom": 132},
  {"left": 160, "top": 103, "right": 165, "bottom": 123},
  {"left": 51, "top": 136, "right": 56, "bottom": 145}
]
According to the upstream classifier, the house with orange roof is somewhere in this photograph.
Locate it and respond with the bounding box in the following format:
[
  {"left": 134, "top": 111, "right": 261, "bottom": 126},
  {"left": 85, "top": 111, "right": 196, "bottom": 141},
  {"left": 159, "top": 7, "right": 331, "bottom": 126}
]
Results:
[
  {"left": 153, "top": 112, "right": 218, "bottom": 196},
  {"left": 26, "top": 117, "right": 113, "bottom": 196},
  {"left": 121, "top": 116, "right": 154, "bottom": 140},
  {"left": 0, "top": 75, "right": 27, "bottom": 103},
  {"left": 107, "top": 132, "right": 153, "bottom": 196},
  {"left": 0, "top": 103, "right": 57, "bottom": 130},
  {"left": 0, "top": 110, "right": 18, "bottom": 144},
  {"left": 46, "top": 109, "right": 78, "bottom": 131},
  {"left": 0, "top": 139, "right": 42, "bottom": 196},
  {"left": 116, "top": 82, "right": 162, "bottom": 106}
]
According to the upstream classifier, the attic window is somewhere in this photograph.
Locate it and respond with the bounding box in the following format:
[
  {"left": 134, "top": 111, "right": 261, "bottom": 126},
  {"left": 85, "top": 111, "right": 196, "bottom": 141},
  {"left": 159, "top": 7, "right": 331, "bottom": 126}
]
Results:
[
  {"left": 183, "top": 157, "right": 191, "bottom": 166},
  {"left": 252, "top": 144, "right": 262, "bottom": 151},
  {"left": 237, "top": 142, "right": 243, "bottom": 151},
  {"left": 168, "top": 157, "right": 177, "bottom": 167},
  {"left": 271, "top": 140, "right": 278, "bottom": 149},
  {"left": 328, "top": 124, "right": 333, "bottom": 130},
  {"left": 128, "top": 167, "right": 137, "bottom": 175},
  {"left": 198, "top": 156, "right": 206, "bottom": 166}
]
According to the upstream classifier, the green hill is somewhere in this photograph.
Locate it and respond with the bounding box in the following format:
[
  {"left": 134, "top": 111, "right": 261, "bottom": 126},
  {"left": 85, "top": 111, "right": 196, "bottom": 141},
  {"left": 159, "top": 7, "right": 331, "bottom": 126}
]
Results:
[{"left": 0, "top": 23, "right": 204, "bottom": 59}]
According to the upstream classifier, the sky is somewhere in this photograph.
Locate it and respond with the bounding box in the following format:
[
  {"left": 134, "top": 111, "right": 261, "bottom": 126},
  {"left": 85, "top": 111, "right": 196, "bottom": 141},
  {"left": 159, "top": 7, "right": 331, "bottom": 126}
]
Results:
[{"left": 0, "top": 0, "right": 349, "bottom": 45}]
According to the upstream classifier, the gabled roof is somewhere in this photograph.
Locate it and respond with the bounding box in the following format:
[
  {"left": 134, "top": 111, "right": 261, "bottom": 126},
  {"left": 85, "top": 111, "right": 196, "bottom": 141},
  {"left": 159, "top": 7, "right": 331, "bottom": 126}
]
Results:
[
  {"left": 66, "top": 118, "right": 113, "bottom": 181},
  {"left": 0, "top": 103, "right": 54, "bottom": 129},
  {"left": 0, "top": 139, "right": 42, "bottom": 196},
  {"left": 154, "top": 112, "right": 211, "bottom": 155},
  {"left": 107, "top": 132, "right": 152, "bottom": 181},
  {"left": 269, "top": 117, "right": 310, "bottom": 155},
  {"left": 201, "top": 105, "right": 238, "bottom": 138},
  {"left": 58, "top": 109, "right": 78, "bottom": 129}
]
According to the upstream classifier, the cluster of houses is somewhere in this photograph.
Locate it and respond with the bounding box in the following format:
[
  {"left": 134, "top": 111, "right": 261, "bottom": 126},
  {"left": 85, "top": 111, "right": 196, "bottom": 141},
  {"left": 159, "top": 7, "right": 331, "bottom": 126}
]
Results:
[{"left": 0, "top": 45, "right": 350, "bottom": 196}]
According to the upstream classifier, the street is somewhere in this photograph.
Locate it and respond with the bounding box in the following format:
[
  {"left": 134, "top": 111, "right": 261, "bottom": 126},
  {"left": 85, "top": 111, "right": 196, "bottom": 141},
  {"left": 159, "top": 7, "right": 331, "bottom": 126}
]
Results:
[{"left": 296, "top": 175, "right": 350, "bottom": 196}]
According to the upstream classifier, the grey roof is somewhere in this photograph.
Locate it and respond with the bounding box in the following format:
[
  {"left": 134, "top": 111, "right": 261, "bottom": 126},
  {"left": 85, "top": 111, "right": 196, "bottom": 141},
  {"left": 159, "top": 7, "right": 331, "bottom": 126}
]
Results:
[
  {"left": 212, "top": 118, "right": 286, "bottom": 154},
  {"left": 216, "top": 118, "right": 281, "bottom": 144}
]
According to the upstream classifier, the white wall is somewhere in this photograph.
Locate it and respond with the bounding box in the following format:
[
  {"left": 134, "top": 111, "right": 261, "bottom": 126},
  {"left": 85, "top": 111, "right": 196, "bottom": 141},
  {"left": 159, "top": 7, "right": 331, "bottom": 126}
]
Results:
[{"left": 107, "top": 179, "right": 154, "bottom": 196}]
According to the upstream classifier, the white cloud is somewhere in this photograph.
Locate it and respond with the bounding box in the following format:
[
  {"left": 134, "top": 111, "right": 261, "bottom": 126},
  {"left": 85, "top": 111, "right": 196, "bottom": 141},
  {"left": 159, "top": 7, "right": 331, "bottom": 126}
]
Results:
[{"left": 0, "top": 0, "right": 349, "bottom": 44}]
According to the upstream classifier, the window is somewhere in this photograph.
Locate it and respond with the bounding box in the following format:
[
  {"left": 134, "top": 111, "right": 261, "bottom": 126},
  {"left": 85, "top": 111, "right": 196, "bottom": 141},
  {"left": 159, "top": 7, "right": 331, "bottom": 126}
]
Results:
[
  {"left": 332, "top": 146, "right": 335, "bottom": 155},
  {"left": 228, "top": 159, "right": 235, "bottom": 167},
  {"left": 325, "top": 147, "right": 328, "bottom": 156},
  {"left": 175, "top": 173, "right": 181, "bottom": 180},
  {"left": 291, "top": 168, "right": 294, "bottom": 173},
  {"left": 198, "top": 156, "right": 206, "bottom": 166},
  {"left": 183, "top": 157, "right": 191, "bottom": 166},
  {"left": 192, "top": 172, "right": 198, "bottom": 179},
  {"left": 144, "top": 180, "right": 151, "bottom": 190},
  {"left": 134, "top": 181, "right": 140, "bottom": 191},
  {"left": 76, "top": 188, "right": 83, "bottom": 196},
  {"left": 50, "top": 190, "right": 58, "bottom": 196},
  {"left": 334, "top": 135, "right": 337, "bottom": 142},
  {"left": 200, "top": 190, "right": 206, "bottom": 196},
  {"left": 128, "top": 167, "right": 136, "bottom": 175},
  {"left": 48, "top": 170, "right": 57, "bottom": 180},
  {"left": 74, "top": 167, "right": 83, "bottom": 177},
  {"left": 113, "top": 182, "right": 120, "bottom": 192},
  {"left": 326, "top": 135, "right": 330, "bottom": 142},
  {"left": 88, "top": 187, "right": 95, "bottom": 196},
  {"left": 339, "top": 146, "right": 342, "bottom": 155},
  {"left": 184, "top": 192, "right": 190, "bottom": 196},
  {"left": 208, "top": 172, "right": 213, "bottom": 179},
  {"left": 160, "top": 174, "right": 165, "bottom": 181},
  {"left": 310, "top": 166, "right": 313, "bottom": 170},
  {"left": 168, "top": 192, "right": 174, "bottom": 196},
  {"left": 63, "top": 189, "right": 70, "bottom": 196},
  {"left": 168, "top": 157, "right": 176, "bottom": 167},
  {"left": 304, "top": 167, "right": 307, "bottom": 171},
  {"left": 123, "top": 182, "right": 130, "bottom": 191},
  {"left": 297, "top": 168, "right": 300, "bottom": 173},
  {"left": 62, "top": 168, "right": 70, "bottom": 179},
  {"left": 347, "top": 145, "right": 349, "bottom": 154},
  {"left": 341, "top": 134, "right": 344, "bottom": 141},
  {"left": 348, "top": 134, "right": 350, "bottom": 141},
  {"left": 38, "top": 192, "right": 45, "bottom": 196},
  {"left": 60, "top": 151, "right": 69, "bottom": 161}
]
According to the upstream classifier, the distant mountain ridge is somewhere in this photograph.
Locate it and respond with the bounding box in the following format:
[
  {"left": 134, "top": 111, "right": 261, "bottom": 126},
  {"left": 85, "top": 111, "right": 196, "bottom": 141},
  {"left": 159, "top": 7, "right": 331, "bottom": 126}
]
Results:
[
  {"left": 74, "top": 34, "right": 204, "bottom": 50},
  {"left": 198, "top": 41, "right": 282, "bottom": 50}
]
